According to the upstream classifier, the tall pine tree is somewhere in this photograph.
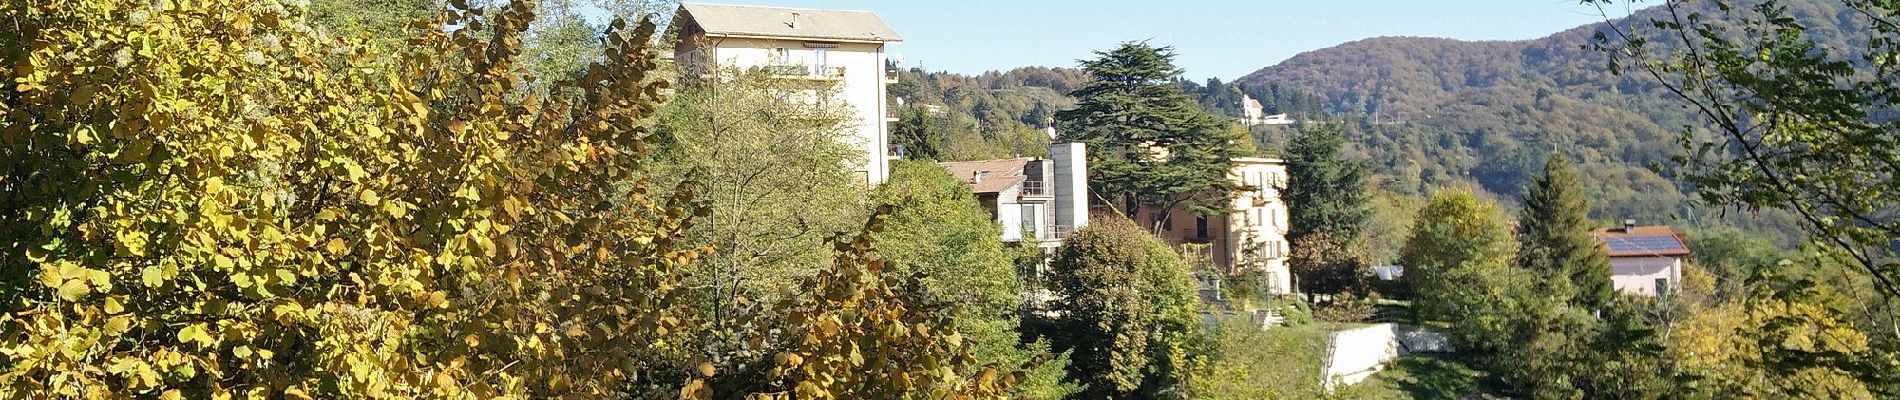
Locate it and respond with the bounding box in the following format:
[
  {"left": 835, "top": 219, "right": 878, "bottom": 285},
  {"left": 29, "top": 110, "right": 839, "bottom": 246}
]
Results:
[
  {"left": 1283, "top": 124, "right": 1370, "bottom": 246},
  {"left": 1055, "top": 42, "right": 1243, "bottom": 230},
  {"left": 1516, "top": 153, "right": 1612, "bottom": 310}
]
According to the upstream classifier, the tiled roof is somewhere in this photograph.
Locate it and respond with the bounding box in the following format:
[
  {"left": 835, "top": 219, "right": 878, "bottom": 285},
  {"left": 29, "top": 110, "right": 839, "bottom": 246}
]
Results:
[
  {"left": 938, "top": 158, "right": 1032, "bottom": 194},
  {"left": 1594, "top": 225, "right": 1691, "bottom": 257},
  {"left": 677, "top": 3, "right": 903, "bottom": 43}
]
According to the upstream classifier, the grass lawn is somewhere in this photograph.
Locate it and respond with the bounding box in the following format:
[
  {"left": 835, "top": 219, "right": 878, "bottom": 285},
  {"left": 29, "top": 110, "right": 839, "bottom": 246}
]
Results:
[{"left": 1346, "top": 354, "right": 1499, "bottom": 400}]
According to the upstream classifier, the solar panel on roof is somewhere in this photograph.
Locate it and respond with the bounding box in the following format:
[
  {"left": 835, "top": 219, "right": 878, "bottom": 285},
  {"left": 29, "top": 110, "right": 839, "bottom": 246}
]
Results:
[{"left": 1605, "top": 235, "right": 1686, "bottom": 253}]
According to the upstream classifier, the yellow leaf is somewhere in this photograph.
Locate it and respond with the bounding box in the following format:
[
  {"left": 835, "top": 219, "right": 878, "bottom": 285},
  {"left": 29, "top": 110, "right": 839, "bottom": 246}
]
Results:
[
  {"left": 105, "top": 316, "right": 131, "bottom": 335},
  {"left": 177, "top": 323, "right": 213, "bottom": 348},
  {"left": 160, "top": 389, "right": 182, "bottom": 400},
  {"left": 57, "top": 278, "right": 90, "bottom": 301},
  {"left": 325, "top": 238, "right": 348, "bottom": 256},
  {"left": 205, "top": 176, "right": 223, "bottom": 194},
  {"left": 105, "top": 296, "right": 125, "bottom": 314},
  {"left": 359, "top": 189, "right": 381, "bottom": 206}
]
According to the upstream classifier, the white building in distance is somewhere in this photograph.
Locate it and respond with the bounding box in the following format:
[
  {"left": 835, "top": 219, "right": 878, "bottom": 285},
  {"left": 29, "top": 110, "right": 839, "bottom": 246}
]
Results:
[{"left": 671, "top": 3, "right": 903, "bottom": 184}]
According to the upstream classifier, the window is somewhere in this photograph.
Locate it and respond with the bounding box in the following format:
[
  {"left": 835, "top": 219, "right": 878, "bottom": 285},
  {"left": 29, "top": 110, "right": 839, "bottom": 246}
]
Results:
[
  {"left": 772, "top": 47, "right": 790, "bottom": 63},
  {"left": 1654, "top": 278, "right": 1669, "bottom": 295},
  {"left": 1256, "top": 172, "right": 1268, "bottom": 198},
  {"left": 813, "top": 48, "right": 828, "bottom": 72},
  {"left": 1195, "top": 215, "right": 1208, "bottom": 239}
]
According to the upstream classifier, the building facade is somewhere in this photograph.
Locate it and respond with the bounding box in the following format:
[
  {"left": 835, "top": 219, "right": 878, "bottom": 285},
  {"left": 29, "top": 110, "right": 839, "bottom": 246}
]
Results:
[
  {"left": 1595, "top": 223, "right": 1691, "bottom": 296},
  {"left": 671, "top": 3, "right": 902, "bottom": 184},
  {"left": 1153, "top": 157, "right": 1292, "bottom": 295},
  {"left": 937, "top": 143, "right": 1090, "bottom": 251}
]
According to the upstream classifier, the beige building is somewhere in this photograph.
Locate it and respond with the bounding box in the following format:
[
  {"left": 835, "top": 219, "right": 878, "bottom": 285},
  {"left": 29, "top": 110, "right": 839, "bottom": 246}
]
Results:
[
  {"left": 671, "top": 3, "right": 903, "bottom": 184},
  {"left": 1153, "top": 157, "right": 1292, "bottom": 295},
  {"left": 1595, "top": 223, "right": 1690, "bottom": 296}
]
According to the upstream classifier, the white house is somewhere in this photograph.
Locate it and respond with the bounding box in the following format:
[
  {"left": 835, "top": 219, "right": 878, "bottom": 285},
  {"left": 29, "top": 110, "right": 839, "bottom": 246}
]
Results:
[
  {"left": 1240, "top": 95, "right": 1267, "bottom": 126},
  {"left": 670, "top": 3, "right": 903, "bottom": 184},
  {"left": 1595, "top": 222, "right": 1690, "bottom": 296},
  {"left": 936, "top": 143, "right": 1090, "bottom": 252}
]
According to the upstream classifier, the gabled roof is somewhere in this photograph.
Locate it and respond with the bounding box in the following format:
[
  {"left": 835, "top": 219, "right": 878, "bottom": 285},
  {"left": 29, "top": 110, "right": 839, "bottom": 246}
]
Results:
[
  {"left": 675, "top": 3, "right": 903, "bottom": 43},
  {"left": 938, "top": 158, "right": 1032, "bottom": 194},
  {"left": 1594, "top": 225, "right": 1691, "bottom": 257}
]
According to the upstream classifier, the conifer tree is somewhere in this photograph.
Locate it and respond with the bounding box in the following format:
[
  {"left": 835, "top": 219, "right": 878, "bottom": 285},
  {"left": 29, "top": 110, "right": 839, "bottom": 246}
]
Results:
[
  {"left": 1055, "top": 42, "right": 1243, "bottom": 230},
  {"left": 1516, "top": 153, "right": 1612, "bottom": 309},
  {"left": 1283, "top": 125, "right": 1370, "bottom": 246}
]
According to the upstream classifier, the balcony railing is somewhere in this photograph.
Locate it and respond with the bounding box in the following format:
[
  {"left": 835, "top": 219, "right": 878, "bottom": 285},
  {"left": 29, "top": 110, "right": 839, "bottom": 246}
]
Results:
[
  {"left": 884, "top": 66, "right": 899, "bottom": 83},
  {"left": 1020, "top": 180, "right": 1049, "bottom": 196},
  {"left": 766, "top": 64, "right": 845, "bottom": 80},
  {"left": 1032, "top": 225, "right": 1074, "bottom": 242},
  {"left": 765, "top": 64, "right": 807, "bottom": 76}
]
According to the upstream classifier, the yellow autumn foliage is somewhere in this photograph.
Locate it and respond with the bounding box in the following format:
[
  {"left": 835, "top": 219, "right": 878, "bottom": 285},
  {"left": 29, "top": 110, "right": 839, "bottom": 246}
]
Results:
[{"left": 1, "top": 0, "right": 699, "bottom": 397}]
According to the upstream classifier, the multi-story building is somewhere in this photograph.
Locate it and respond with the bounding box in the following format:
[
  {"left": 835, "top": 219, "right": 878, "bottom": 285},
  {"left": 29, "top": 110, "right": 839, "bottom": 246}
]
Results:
[
  {"left": 1153, "top": 157, "right": 1292, "bottom": 295},
  {"left": 937, "top": 143, "right": 1091, "bottom": 252},
  {"left": 670, "top": 3, "right": 903, "bottom": 184},
  {"left": 1595, "top": 221, "right": 1691, "bottom": 296}
]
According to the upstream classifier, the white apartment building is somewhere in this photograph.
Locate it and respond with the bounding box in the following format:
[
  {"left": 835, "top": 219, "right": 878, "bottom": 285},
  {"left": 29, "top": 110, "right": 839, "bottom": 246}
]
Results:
[{"left": 671, "top": 3, "right": 903, "bottom": 184}]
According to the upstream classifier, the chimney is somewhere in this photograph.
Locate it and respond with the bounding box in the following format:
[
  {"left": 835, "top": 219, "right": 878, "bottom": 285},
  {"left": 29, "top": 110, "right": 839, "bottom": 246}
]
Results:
[
  {"left": 973, "top": 171, "right": 986, "bottom": 184},
  {"left": 789, "top": 12, "right": 801, "bottom": 29},
  {"left": 1623, "top": 219, "right": 1637, "bottom": 232}
]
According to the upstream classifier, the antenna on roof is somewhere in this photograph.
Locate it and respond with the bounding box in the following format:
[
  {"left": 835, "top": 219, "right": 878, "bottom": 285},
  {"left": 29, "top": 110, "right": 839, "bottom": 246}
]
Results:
[{"left": 789, "top": 12, "right": 801, "bottom": 29}]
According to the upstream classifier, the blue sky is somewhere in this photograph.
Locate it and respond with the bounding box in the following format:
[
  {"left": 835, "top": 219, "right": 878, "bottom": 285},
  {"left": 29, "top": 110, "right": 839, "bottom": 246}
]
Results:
[{"left": 670, "top": 1, "right": 1641, "bottom": 80}]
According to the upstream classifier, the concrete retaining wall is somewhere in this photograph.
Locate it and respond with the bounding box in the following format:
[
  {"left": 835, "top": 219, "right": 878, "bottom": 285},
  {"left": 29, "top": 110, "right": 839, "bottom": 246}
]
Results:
[{"left": 1322, "top": 323, "right": 1452, "bottom": 390}]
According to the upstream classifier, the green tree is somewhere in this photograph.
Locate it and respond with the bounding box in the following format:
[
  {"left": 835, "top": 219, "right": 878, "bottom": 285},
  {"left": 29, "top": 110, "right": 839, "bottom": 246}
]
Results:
[
  {"left": 652, "top": 65, "right": 865, "bottom": 308},
  {"left": 1055, "top": 42, "right": 1244, "bottom": 230},
  {"left": 1283, "top": 124, "right": 1371, "bottom": 245},
  {"left": 1283, "top": 125, "right": 1372, "bottom": 296},
  {"left": 1399, "top": 188, "right": 1517, "bottom": 333},
  {"left": 891, "top": 105, "right": 946, "bottom": 160},
  {"left": 1516, "top": 153, "right": 1612, "bottom": 310},
  {"left": 871, "top": 160, "right": 1079, "bottom": 399},
  {"left": 1038, "top": 217, "right": 1202, "bottom": 399}
]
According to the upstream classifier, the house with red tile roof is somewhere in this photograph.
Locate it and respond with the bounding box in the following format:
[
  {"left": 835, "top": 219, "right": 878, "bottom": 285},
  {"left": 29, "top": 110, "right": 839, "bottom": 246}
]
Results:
[{"left": 1594, "top": 221, "right": 1691, "bottom": 296}]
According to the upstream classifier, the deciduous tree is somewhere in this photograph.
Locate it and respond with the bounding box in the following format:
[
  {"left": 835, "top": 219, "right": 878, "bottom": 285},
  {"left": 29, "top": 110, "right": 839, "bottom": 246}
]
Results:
[{"left": 1037, "top": 217, "right": 1202, "bottom": 398}]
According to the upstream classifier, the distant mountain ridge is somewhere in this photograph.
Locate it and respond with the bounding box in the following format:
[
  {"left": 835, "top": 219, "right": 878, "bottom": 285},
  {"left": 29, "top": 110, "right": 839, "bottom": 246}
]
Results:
[{"left": 1228, "top": 1, "right": 1863, "bottom": 239}]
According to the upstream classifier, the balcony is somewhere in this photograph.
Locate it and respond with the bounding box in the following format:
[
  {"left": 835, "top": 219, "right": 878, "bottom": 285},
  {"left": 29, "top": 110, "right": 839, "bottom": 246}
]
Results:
[
  {"left": 884, "top": 66, "right": 899, "bottom": 84},
  {"left": 885, "top": 107, "right": 900, "bottom": 122},
  {"left": 1019, "top": 180, "right": 1050, "bottom": 196},
  {"left": 766, "top": 64, "right": 844, "bottom": 81},
  {"left": 1033, "top": 225, "right": 1075, "bottom": 243}
]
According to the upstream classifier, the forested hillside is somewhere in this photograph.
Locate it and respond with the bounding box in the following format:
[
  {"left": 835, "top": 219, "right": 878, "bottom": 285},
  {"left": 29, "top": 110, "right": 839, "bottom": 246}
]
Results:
[{"left": 1233, "top": 0, "right": 1871, "bottom": 244}]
